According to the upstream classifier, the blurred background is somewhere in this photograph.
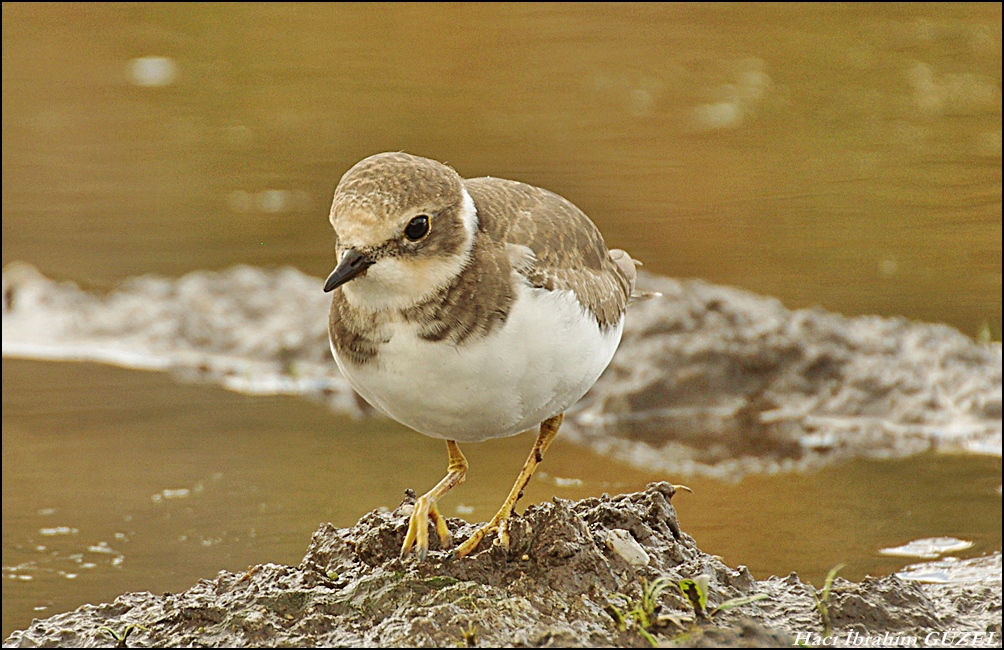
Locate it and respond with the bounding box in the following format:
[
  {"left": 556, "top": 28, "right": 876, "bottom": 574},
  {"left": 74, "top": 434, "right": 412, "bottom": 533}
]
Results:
[{"left": 3, "top": 3, "right": 1001, "bottom": 638}]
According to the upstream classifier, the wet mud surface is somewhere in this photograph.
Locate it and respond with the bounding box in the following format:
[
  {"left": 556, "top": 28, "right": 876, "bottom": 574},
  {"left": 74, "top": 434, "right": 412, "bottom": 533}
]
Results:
[
  {"left": 3, "top": 263, "right": 1000, "bottom": 479},
  {"left": 4, "top": 483, "right": 1000, "bottom": 648},
  {"left": 573, "top": 272, "right": 1002, "bottom": 477}
]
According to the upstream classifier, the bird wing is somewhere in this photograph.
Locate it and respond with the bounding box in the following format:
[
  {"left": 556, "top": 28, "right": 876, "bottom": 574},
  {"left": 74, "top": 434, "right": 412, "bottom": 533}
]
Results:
[{"left": 464, "top": 177, "right": 633, "bottom": 329}]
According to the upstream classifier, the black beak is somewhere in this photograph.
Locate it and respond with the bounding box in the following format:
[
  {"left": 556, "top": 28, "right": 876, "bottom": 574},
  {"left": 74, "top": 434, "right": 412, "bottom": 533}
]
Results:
[{"left": 324, "top": 248, "right": 373, "bottom": 292}]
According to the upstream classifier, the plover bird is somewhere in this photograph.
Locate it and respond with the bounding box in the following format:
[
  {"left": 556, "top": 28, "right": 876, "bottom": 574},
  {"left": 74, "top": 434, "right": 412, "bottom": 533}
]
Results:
[{"left": 323, "top": 152, "right": 641, "bottom": 560}]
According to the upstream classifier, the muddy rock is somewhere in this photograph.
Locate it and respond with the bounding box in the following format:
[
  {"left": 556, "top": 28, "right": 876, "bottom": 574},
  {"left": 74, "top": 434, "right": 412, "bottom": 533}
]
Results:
[
  {"left": 4, "top": 483, "right": 1000, "bottom": 648},
  {"left": 2, "top": 264, "right": 1000, "bottom": 479}
]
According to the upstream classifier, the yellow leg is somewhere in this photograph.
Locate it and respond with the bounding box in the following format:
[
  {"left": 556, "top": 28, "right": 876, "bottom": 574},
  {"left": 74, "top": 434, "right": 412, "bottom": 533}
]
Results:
[
  {"left": 453, "top": 413, "right": 564, "bottom": 558},
  {"left": 401, "top": 440, "right": 467, "bottom": 561}
]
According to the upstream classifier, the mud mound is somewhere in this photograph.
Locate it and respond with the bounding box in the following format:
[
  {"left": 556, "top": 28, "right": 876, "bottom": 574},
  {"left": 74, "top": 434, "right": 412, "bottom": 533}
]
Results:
[
  {"left": 569, "top": 273, "right": 1002, "bottom": 477},
  {"left": 5, "top": 483, "right": 999, "bottom": 648}
]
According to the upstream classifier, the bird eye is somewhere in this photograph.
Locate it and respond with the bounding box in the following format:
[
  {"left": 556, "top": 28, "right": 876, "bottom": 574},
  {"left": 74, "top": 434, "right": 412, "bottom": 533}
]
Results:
[{"left": 404, "top": 215, "right": 430, "bottom": 241}]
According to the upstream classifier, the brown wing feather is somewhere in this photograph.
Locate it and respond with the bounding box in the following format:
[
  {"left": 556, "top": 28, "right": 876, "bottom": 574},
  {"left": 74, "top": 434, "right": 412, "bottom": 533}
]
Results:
[{"left": 464, "top": 177, "right": 631, "bottom": 329}]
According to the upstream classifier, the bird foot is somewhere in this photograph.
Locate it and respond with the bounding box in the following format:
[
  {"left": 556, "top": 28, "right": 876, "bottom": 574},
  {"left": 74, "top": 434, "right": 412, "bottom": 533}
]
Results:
[
  {"left": 400, "top": 496, "right": 452, "bottom": 561},
  {"left": 453, "top": 516, "right": 511, "bottom": 558}
]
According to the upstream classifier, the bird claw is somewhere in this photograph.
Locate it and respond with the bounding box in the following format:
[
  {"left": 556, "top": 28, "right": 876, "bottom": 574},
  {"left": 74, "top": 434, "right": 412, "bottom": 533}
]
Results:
[
  {"left": 495, "top": 518, "right": 511, "bottom": 550},
  {"left": 453, "top": 516, "right": 511, "bottom": 558},
  {"left": 453, "top": 527, "right": 489, "bottom": 559},
  {"left": 400, "top": 496, "right": 452, "bottom": 561}
]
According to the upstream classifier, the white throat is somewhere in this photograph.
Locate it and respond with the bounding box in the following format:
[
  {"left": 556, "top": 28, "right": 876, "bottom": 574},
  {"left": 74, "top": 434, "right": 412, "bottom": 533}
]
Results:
[{"left": 341, "top": 188, "right": 478, "bottom": 312}]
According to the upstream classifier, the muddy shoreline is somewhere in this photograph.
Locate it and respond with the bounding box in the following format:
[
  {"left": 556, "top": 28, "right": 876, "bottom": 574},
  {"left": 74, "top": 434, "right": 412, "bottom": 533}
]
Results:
[
  {"left": 3, "top": 263, "right": 1000, "bottom": 646},
  {"left": 3, "top": 263, "right": 1000, "bottom": 480},
  {"left": 4, "top": 483, "right": 1000, "bottom": 648}
]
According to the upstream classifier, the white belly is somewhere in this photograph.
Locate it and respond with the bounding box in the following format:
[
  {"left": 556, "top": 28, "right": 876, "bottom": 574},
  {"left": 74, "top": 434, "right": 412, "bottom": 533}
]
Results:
[{"left": 331, "top": 283, "right": 623, "bottom": 442}]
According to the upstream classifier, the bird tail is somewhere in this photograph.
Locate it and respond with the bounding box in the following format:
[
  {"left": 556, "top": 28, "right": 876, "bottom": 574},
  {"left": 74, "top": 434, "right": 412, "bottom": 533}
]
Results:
[{"left": 608, "top": 249, "right": 661, "bottom": 303}]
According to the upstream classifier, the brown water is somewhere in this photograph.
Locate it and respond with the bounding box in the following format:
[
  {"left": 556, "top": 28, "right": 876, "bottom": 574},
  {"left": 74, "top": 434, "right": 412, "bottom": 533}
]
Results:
[
  {"left": 2, "top": 3, "right": 1001, "bottom": 638},
  {"left": 2, "top": 3, "right": 1000, "bottom": 334}
]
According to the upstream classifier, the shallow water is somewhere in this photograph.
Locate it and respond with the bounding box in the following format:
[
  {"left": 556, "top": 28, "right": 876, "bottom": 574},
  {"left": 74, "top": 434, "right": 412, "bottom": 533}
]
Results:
[
  {"left": 2, "top": 3, "right": 1000, "bottom": 335},
  {"left": 2, "top": 3, "right": 1001, "bottom": 639},
  {"left": 3, "top": 359, "right": 1001, "bottom": 636}
]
